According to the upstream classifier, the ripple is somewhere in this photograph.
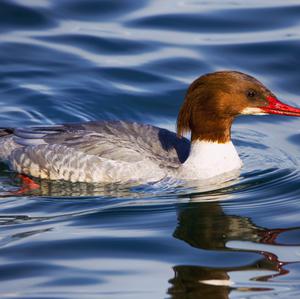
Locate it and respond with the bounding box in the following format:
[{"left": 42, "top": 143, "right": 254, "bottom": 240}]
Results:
[
  {"left": 39, "top": 34, "right": 158, "bottom": 55},
  {"left": 53, "top": 0, "right": 149, "bottom": 20},
  {"left": 125, "top": 6, "right": 300, "bottom": 33},
  {"left": 0, "top": 0, "right": 300, "bottom": 297},
  {"left": 0, "top": 0, "right": 55, "bottom": 32}
]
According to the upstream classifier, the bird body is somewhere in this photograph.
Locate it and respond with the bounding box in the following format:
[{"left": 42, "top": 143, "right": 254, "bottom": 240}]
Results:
[
  {"left": 0, "top": 71, "right": 299, "bottom": 184},
  {"left": 0, "top": 122, "right": 189, "bottom": 183}
]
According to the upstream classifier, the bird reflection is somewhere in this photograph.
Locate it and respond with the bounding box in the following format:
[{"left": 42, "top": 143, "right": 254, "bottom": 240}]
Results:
[
  {"left": 168, "top": 197, "right": 299, "bottom": 298},
  {"left": 0, "top": 171, "right": 299, "bottom": 298},
  {"left": 0, "top": 174, "right": 146, "bottom": 198}
]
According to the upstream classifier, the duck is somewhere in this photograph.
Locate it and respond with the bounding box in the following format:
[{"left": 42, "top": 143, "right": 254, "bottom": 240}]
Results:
[{"left": 0, "top": 70, "right": 299, "bottom": 184}]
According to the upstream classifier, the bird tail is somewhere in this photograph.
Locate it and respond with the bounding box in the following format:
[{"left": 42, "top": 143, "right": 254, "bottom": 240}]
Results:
[{"left": 0, "top": 128, "right": 14, "bottom": 137}]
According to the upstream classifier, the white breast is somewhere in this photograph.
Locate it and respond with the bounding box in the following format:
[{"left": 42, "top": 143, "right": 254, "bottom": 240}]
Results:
[{"left": 178, "top": 141, "right": 243, "bottom": 180}]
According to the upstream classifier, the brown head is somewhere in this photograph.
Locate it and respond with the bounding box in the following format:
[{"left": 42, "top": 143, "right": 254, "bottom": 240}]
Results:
[{"left": 177, "top": 71, "right": 300, "bottom": 143}]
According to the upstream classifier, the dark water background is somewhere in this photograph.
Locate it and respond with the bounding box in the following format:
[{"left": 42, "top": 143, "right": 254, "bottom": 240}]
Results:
[{"left": 1, "top": 0, "right": 300, "bottom": 298}]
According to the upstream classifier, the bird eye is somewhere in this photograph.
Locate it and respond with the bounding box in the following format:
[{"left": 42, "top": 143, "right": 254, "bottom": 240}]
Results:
[{"left": 247, "top": 89, "right": 257, "bottom": 98}]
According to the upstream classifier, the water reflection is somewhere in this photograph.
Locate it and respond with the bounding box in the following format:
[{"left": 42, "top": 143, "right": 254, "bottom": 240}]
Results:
[
  {"left": 0, "top": 171, "right": 299, "bottom": 297},
  {"left": 168, "top": 196, "right": 300, "bottom": 298}
]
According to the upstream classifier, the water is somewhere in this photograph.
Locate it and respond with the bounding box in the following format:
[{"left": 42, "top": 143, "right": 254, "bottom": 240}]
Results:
[{"left": 0, "top": 0, "right": 300, "bottom": 298}]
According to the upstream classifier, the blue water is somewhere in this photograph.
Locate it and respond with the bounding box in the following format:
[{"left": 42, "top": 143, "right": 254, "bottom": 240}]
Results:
[{"left": 1, "top": 0, "right": 300, "bottom": 298}]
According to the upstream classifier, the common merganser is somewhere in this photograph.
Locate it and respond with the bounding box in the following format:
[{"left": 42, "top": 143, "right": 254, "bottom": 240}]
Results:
[{"left": 0, "top": 71, "right": 300, "bottom": 184}]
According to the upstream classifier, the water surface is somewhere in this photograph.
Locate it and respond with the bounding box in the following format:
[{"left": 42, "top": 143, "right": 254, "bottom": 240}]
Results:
[{"left": 1, "top": 0, "right": 300, "bottom": 298}]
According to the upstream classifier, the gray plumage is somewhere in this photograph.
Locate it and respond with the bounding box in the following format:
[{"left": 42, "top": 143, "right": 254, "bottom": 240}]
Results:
[{"left": 0, "top": 121, "right": 190, "bottom": 183}]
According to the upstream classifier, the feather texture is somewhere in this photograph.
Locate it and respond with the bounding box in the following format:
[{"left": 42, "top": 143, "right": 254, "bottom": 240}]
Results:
[{"left": 0, "top": 121, "right": 191, "bottom": 183}]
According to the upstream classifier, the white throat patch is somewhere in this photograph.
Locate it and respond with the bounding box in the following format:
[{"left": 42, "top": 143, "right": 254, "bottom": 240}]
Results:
[{"left": 179, "top": 141, "right": 243, "bottom": 180}]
